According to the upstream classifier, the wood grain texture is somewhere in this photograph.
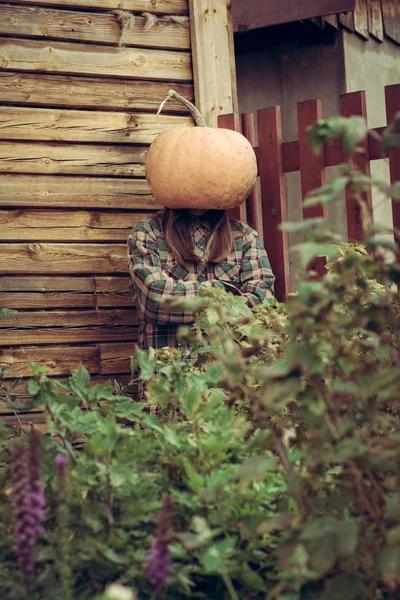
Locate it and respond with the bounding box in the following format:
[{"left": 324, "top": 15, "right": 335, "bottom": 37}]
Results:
[
  {"left": 0, "top": 72, "right": 194, "bottom": 113},
  {"left": 0, "top": 345, "right": 101, "bottom": 378},
  {"left": 0, "top": 175, "right": 159, "bottom": 209},
  {"left": 354, "top": 0, "right": 369, "bottom": 38},
  {"left": 0, "top": 243, "right": 127, "bottom": 274},
  {"left": 100, "top": 342, "right": 134, "bottom": 374},
  {"left": 381, "top": 0, "right": 400, "bottom": 44},
  {"left": 0, "top": 38, "right": 192, "bottom": 81},
  {"left": 339, "top": 10, "right": 355, "bottom": 29},
  {"left": 189, "top": 0, "right": 237, "bottom": 127},
  {"left": 385, "top": 84, "right": 400, "bottom": 233},
  {"left": 0, "top": 210, "right": 152, "bottom": 242},
  {"left": 0, "top": 276, "right": 131, "bottom": 308},
  {"left": 2, "top": 0, "right": 188, "bottom": 15},
  {"left": 0, "top": 142, "right": 147, "bottom": 176},
  {"left": 367, "top": 0, "right": 384, "bottom": 40},
  {"left": 0, "top": 4, "right": 190, "bottom": 50},
  {"left": 0, "top": 106, "right": 192, "bottom": 144},
  {"left": 0, "top": 309, "right": 138, "bottom": 344}
]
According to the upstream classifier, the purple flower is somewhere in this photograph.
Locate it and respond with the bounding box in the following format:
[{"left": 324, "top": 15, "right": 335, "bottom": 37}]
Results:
[
  {"left": 55, "top": 453, "right": 68, "bottom": 476},
  {"left": 10, "top": 428, "right": 45, "bottom": 578},
  {"left": 146, "top": 496, "right": 174, "bottom": 593}
]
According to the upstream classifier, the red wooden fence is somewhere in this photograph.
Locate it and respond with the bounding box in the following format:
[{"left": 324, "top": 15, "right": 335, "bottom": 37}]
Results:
[{"left": 219, "top": 83, "right": 400, "bottom": 302}]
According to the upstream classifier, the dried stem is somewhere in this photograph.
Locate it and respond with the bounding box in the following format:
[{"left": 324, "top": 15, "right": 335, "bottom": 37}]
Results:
[{"left": 157, "top": 90, "right": 206, "bottom": 127}]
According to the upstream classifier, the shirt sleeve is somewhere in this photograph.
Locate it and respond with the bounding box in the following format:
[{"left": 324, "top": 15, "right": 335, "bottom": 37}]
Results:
[
  {"left": 239, "top": 226, "right": 275, "bottom": 308},
  {"left": 127, "top": 221, "right": 224, "bottom": 324}
]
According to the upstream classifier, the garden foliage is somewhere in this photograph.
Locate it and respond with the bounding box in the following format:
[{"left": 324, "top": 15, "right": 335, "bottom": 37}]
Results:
[{"left": 0, "top": 115, "right": 400, "bottom": 599}]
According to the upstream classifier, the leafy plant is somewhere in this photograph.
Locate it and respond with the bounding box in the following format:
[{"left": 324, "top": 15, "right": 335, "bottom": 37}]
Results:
[{"left": 0, "top": 114, "right": 399, "bottom": 599}]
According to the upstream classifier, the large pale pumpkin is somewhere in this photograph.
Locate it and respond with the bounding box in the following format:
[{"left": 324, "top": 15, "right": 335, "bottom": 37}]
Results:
[{"left": 145, "top": 91, "right": 257, "bottom": 211}]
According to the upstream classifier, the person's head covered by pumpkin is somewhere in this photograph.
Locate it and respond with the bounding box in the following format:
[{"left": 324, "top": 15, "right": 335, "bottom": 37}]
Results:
[{"left": 127, "top": 90, "right": 275, "bottom": 405}]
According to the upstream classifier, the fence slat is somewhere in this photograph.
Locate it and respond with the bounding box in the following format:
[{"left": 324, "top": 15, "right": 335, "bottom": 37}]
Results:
[
  {"left": 340, "top": 91, "right": 373, "bottom": 241},
  {"left": 218, "top": 113, "right": 247, "bottom": 222},
  {"left": 257, "top": 106, "right": 290, "bottom": 302},
  {"left": 241, "top": 112, "right": 261, "bottom": 237},
  {"left": 385, "top": 84, "right": 400, "bottom": 234},
  {"left": 298, "top": 99, "right": 327, "bottom": 275}
]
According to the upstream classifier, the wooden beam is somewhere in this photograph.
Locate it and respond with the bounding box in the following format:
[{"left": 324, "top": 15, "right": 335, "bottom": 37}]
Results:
[
  {"left": 0, "top": 175, "right": 159, "bottom": 210},
  {"left": 231, "top": 0, "right": 356, "bottom": 31},
  {"left": 0, "top": 0, "right": 189, "bottom": 16},
  {"left": 354, "top": 0, "right": 369, "bottom": 39},
  {"left": 0, "top": 72, "right": 194, "bottom": 113},
  {"left": 367, "top": 0, "right": 384, "bottom": 41},
  {"left": 189, "top": 0, "right": 238, "bottom": 127},
  {"left": 0, "top": 210, "right": 152, "bottom": 242},
  {"left": 0, "top": 142, "right": 147, "bottom": 177},
  {"left": 0, "top": 107, "right": 192, "bottom": 145},
  {"left": 0, "top": 38, "right": 192, "bottom": 82},
  {"left": 0, "top": 244, "right": 127, "bottom": 274},
  {"left": 381, "top": 0, "right": 400, "bottom": 45},
  {"left": 0, "top": 4, "right": 190, "bottom": 50}
]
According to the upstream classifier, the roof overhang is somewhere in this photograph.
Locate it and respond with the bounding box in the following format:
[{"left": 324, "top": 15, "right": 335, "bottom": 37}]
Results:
[{"left": 231, "top": 0, "right": 356, "bottom": 32}]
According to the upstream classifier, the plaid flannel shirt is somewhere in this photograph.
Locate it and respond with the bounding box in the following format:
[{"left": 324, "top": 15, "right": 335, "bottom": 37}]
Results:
[{"left": 127, "top": 211, "right": 275, "bottom": 404}]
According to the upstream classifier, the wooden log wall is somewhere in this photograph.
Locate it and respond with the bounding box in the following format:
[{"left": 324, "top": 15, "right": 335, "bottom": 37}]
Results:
[{"left": 0, "top": 0, "right": 194, "bottom": 419}]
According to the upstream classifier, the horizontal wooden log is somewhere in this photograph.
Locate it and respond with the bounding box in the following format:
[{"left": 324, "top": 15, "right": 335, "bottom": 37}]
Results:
[
  {"left": 0, "top": 72, "right": 194, "bottom": 113},
  {"left": 0, "top": 308, "right": 137, "bottom": 327},
  {"left": 0, "top": 38, "right": 192, "bottom": 81},
  {"left": 2, "top": 0, "right": 189, "bottom": 16},
  {"left": 0, "top": 4, "right": 190, "bottom": 50},
  {"left": 0, "top": 345, "right": 101, "bottom": 378},
  {"left": 0, "top": 210, "right": 152, "bottom": 242},
  {"left": 0, "top": 325, "right": 138, "bottom": 345},
  {"left": 0, "top": 107, "right": 192, "bottom": 145},
  {"left": 0, "top": 142, "right": 147, "bottom": 176},
  {"left": 100, "top": 342, "right": 135, "bottom": 374},
  {"left": 0, "top": 175, "right": 159, "bottom": 209},
  {"left": 0, "top": 243, "right": 127, "bottom": 274},
  {"left": 0, "top": 276, "right": 132, "bottom": 309}
]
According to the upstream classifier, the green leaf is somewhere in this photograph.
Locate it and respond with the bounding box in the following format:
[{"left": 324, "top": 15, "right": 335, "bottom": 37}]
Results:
[
  {"left": 26, "top": 379, "right": 41, "bottom": 396},
  {"left": 0, "top": 308, "right": 17, "bottom": 321},
  {"left": 240, "top": 564, "right": 266, "bottom": 592},
  {"left": 135, "top": 346, "right": 155, "bottom": 382},
  {"left": 69, "top": 363, "right": 91, "bottom": 400},
  {"left": 377, "top": 546, "right": 400, "bottom": 590}
]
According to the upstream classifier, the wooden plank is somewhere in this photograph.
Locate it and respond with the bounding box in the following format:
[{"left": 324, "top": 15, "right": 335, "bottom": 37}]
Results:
[
  {"left": 241, "top": 112, "right": 261, "bottom": 237},
  {"left": 0, "top": 244, "right": 127, "bottom": 274},
  {"left": 231, "top": 0, "right": 356, "bottom": 31},
  {"left": 381, "top": 0, "right": 400, "bottom": 44},
  {"left": 367, "top": 0, "right": 384, "bottom": 40},
  {"left": 0, "top": 276, "right": 131, "bottom": 308},
  {"left": 0, "top": 345, "right": 100, "bottom": 378},
  {"left": 0, "top": 107, "right": 192, "bottom": 145},
  {"left": 100, "top": 342, "right": 135, "bottom": 374},
  {"left": 0, "top": 309, "right": 138, "bottom": 345},
  {"left": 298, "top": 99, "right": 327, "bottom": 276},
  {"left": 217, "top": 113, "right": 246, "bottom": 222},
  {"left": 0, "top": 175, "right": 158, "bottom": 209},
  {"left": 0, "top": 309, "right": 137, "bottom": 328},
  {"left": 0, "top": 142, "right": 147, "bottom": 177},
  {"left": 354, "top": 0, "right": 369, "bottom": 38},
  {"left": 1, "top": 0, "right": 189, "bottom": 15},
  {"left": 0, "top": 72, "right": 194, "bottom": 113},
  {"left": 257, "top": 106, "right": 290, "bottom": 302},
  {"left": 339, "top": 11, "right": 356, "bottom": 29},
  {"left": 340, "top": 91, "right": 373, "bottom": 242},
  {"left": 385, "top": 84, "right": 400, "bottom": 233},
  {"left": 0, "top": 4, "right": 190, "bottom": 50},
  {"left": 189, "top": 0, "right": 237, "bottom": 127},
  {"left": 0, "top": 210, "right": 152, "bottom": 242},
  {"left": 0, "top": 38, "right": 192, "bottom": 82},
  {"left": 324, "top": 14, "right": 340, "bottom": 28}
]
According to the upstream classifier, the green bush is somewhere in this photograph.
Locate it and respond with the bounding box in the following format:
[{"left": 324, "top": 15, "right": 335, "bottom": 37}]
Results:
[{"left": 1, "top": 115, "right": 400, "bottom": 599}]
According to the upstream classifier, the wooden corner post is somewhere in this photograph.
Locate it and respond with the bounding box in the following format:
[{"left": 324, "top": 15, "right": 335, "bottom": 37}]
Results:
[{"left": 188, "top": 0, "right": 238, "bottom": 127}]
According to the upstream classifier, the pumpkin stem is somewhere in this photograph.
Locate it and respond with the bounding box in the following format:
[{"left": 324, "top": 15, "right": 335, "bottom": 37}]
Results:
[{"left": 157, "top": 90, "right": 207, "bottom": 127}]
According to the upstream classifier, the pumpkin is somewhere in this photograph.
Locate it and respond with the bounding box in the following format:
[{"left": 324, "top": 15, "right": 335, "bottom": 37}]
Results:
[{"left": 145, "top": 90, "right": 257, "bottom": 211}]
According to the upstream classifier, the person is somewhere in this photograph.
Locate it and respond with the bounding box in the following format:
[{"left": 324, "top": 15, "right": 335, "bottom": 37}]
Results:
[{"left": 127, "top": 207, "right": 275, "bottom": 405}]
